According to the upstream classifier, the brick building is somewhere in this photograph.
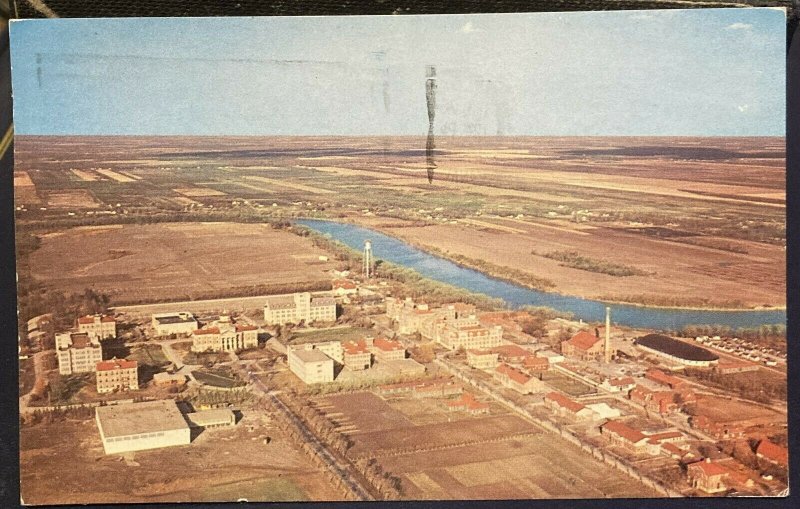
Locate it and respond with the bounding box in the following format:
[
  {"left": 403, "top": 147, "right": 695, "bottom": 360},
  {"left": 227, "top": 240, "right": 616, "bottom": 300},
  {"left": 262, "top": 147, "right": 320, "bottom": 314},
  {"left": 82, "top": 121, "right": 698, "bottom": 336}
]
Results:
[
  {"left": 76, "top": 314, "right": 117, "bottom": 341},
  {"left": 96, "top": 358, "right": 139, "bottom": 394},
  {"left": 561, "top": 330, "right": 603, "bottom": 360}
]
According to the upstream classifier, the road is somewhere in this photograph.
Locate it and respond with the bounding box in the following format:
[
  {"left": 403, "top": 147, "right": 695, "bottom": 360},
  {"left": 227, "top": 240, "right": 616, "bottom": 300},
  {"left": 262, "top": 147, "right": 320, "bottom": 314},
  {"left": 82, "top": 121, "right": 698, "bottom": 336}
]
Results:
[
  {"left": 229, "top": 354, "right": 373, "bottom": 501},
  {"left": 18, "top": 350, "right": 50, "bottom": 415}
]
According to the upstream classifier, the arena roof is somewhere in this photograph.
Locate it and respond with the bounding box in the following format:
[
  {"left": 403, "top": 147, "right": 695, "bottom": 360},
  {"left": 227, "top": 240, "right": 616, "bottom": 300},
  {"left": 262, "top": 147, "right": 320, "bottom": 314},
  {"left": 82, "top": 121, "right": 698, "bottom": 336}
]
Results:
[
  {"left": 635, "top": 334, "right": 719, "bottom": 362},
  {"left": 96, "top": 400, "right": 189, "bottom": 438}
]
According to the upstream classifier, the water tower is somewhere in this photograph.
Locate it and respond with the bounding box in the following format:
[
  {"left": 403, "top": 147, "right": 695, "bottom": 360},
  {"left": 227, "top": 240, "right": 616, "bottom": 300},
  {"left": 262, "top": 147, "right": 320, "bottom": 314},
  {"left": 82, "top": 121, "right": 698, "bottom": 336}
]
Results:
[{"left": 363, "top": 240, "right": 373, "bottom": 279}]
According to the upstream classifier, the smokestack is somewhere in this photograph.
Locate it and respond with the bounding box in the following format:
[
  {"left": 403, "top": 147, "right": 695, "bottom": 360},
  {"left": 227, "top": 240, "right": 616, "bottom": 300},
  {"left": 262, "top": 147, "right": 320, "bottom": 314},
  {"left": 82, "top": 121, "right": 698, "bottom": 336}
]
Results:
[{"left": 604, "top": 306, "right": 612, "bottom": 363}]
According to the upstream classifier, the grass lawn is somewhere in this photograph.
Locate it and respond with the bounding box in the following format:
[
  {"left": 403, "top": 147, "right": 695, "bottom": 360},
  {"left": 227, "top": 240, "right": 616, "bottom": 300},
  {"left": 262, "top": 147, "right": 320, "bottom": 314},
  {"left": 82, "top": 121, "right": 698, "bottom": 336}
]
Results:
[
  {"left": 126, "top": 344, "right": 169, "bottom": 366},
  {"left": 192, "top": 370, "right": 242, "bottom": 388},
  {"left": 541, "top": 371, "right": 596, "bottom": 397},
  {"left": 289, "top": 326, "right": 373, "bottom": 345}
]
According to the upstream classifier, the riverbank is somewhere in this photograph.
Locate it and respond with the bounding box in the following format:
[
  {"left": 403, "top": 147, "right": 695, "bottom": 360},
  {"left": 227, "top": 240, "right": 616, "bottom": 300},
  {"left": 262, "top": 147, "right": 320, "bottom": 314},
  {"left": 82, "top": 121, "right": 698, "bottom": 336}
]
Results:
[
  {"left": 339, "top": 215, "right": 785, "bottom": 312},
  {"left": 297, "top": 218, "right": 786, "bottom": 330}
]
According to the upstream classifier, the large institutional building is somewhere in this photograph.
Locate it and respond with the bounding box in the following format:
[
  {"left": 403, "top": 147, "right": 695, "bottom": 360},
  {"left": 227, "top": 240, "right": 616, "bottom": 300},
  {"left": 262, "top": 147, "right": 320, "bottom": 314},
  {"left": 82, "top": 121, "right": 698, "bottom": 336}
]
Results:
[
  {"left": 263, "top": 292, "right": 337, "bottom": 325},
  {"left": 152, "top": 312, "right": 198, "bottom": 336},
  {"left": 386, "top": 297, "right": 503, "bottom": 350},
  {"left": 96, "top": 358, "right": 139, "bottom": 394},
  {"left": 56, "top": 331, "right": 103, "bottom": 375},
  {"left": 287, "top": 345, "right": 335, "bottom": 384},
  {"left": 190, "top": 315, "right": 258, "bottom": 353},
  {"left": 76, "top": 314, "right": 117, "bottom": 341},
  {"left": 95, "top": 400, "right": 191, "bottom": 455}
]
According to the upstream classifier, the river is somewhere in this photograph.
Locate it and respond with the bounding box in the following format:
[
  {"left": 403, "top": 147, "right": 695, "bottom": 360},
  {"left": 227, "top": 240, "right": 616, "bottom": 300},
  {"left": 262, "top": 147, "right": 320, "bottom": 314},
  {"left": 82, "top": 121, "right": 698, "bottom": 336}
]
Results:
[{"left": 297, "top": 219, "right": 785, "bottom": 330}]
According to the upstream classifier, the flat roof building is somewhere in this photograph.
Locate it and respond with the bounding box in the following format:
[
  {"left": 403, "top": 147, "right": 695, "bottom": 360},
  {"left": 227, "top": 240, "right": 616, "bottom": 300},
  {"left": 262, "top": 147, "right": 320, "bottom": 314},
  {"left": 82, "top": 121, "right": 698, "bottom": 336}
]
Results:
[
  {"left": 185, "top": 408, "right": 236, "bottom": 429},
  {"left": 56, "top": 331, "right": 102, "bottom": 375},
  {"left": 287, "top": 345, "right": 335, "bottom": 384},
  {"left": 264, "top": 292, "right": 336, "bottom": 325},
  {"left": 95, "top": 400, "right": 190, "bottom": 455},
  {"left": 152, "top": 312, "right": 198, "bottom": 337}
]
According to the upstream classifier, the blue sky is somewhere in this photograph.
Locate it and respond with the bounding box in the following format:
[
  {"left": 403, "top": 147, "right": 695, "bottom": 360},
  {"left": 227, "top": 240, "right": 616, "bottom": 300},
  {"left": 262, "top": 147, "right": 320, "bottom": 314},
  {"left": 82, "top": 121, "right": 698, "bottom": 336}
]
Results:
[{"left": 10, "top": 9, "right": 786, "bottom": 136}]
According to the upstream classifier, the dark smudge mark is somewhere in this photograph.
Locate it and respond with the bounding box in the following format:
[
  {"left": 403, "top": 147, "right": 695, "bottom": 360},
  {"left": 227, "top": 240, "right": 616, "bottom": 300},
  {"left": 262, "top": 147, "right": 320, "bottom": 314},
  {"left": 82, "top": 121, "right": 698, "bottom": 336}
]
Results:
[{"left": 425, "top": 65, "right": 437, "bottom": 184}]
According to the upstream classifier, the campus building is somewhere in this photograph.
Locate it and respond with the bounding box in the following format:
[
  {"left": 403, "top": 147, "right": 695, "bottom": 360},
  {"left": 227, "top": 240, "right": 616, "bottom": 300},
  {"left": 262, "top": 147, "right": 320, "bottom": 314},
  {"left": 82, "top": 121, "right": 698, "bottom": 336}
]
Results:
[
  {"left": 634, "top": 334, "right": 719, "bottom": 367},
  {"left": 95, "top": 400, "right": 191, "bottom": 455},
  {"left": 287, "top": 345, "right": 335, "bottom": 384},
  {"left": 96, "top": 358, "right": 139, "bottom": 394},
  {"left": 687, "top": 459, "right": 729, "bottom": 494},
  {"left": 342, "top": 340, "right": 372, "bottom": 370},
  {"left": 544, "top": 392, "right": 594, "bottom": 420},
  {"left": 76, "top": 314, "right": 117, "bottom": 341},
  {"left": 494, "top": 363, "right": 544, "bottom": 394},
  {"left": 152, "top": 312, "right": 198, "bottom": 336},
  {"left": 561, "top": 330, "right": 604, "bottom": 361},
  {"left": 190, "top": 315, "right": 258, "bottom": 352},
  {"left": 185, "top": 409, "right": 236, "bottom": 429},
  {"left": 263, "top": 292, "right": 337, "bottom": 325},
  {"left": 56, "top": 331, "right": 103, "bottom": 375},
  {"left": 437, "top": 316, "right": 503, "bottom": 351},
  {"left": 466, "top": 349, "right": 499, "bottom": 370},
  {"left": 371, "top": 337, "right": 406, "bottom": 362}
]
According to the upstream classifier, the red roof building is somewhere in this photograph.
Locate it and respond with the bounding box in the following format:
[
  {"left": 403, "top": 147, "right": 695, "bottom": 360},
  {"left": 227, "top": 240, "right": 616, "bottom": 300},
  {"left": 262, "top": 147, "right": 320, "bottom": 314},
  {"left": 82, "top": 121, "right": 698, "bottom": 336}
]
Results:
[
  {"left": 600, "top": 420, "right": 649, "bottom": 450},
  {"left": 371, "top": 338, "right": 406, "bottom": 361},
  {"left": 600, "top": 376, "right": 636, "bottom": 393},
  {"left": 756, "top": 440, "right": 788, "bottom": 467},
  {"left": 491, "top": 344, "right": 533, "bottom": 363},
  {"left": 645, "top": 369, "right": 685, "bottom": 389},
  {"left": 95, "top": 357, "right": 139, "bottom": 394},
  {"left": 690, "top": 415, "right": 746, "bottom": 440},
  {"left": 561, "top": 330, "right": 603, "bottom": 360},
  {"left": 446, "top": 392, "right": 490, "bottom": 415},
  {"left": 544, "top": 392, "right": 593, "bottom": 420},
  {"left": 494, "top": 363, "right": 542, "bottom": 395},
  {"left": 687, "top": 459, "right": 730, "bottom": 493},
  {"left": 342, "top": 340, "right": 372, "bottom": 370},
  {"left": 523, "top": 355, "right": 550, "bottom": 372},
  {"left": 76, "top": 314, "right": 117, "bottom": 341}
]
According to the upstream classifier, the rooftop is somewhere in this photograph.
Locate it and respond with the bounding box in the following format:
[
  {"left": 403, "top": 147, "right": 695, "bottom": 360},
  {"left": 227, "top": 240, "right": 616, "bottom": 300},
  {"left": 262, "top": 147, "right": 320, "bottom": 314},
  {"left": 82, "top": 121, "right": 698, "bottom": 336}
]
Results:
[
  {"left": 78, "top": 314, "right": 115, "bottom": 324},
  {"left": 545, "top": 392, "right": 586, "bottom": 413},
  {"left": 757, "top": 440, "right": 788, "bottom": 465},
  {"left": 97, "top": 358, "right": 138, "bottom": 371},
  {"left": 495, "top": 363, "right": 532, "bottom": 385},
  {"left": 342, "top": 339, "right": 370, "bottom": 355},
  {"left": 688, "top": 460, "right": 729, "bottom": 477},
  {"left": 311, "top": 297, "right": 336, "bottom": 307},
  {"left": 608, "top": 376, "right": 635, "bottom": 386},
  {"left": 185, "top": 408, "right": 235, "bottom": 427},
  {"left": 154, "top": 314, "right": 196, "bottom": 325},
  {"left": 373, "top": 337, "right": 403, "bottom": 352},
  {"left": 602, "top": 420, "right": 647, "bottom": 444},
  {"left": 95, "top": 400, "right": 189, "bottom": 438},
  {"left": 492, "top": 344, "right": 532, "bottom": 358},
  {"left": 635, "top": 334, "right": 719, "bottom": 362},
  {"left": 291, "top": 348, "right": 331, "bottom": 363},
  {"left": 193, "top": 327, "right": 220, "bottom": 335},
  {"left": 565, "top": 330, "right": 601, "bottom": 351}
]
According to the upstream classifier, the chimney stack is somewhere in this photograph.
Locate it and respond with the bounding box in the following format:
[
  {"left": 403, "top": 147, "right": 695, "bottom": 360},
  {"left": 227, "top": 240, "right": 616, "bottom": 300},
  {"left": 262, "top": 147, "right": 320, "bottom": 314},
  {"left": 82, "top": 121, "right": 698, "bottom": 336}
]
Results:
[{"left": 604, "top": 306, "right": 612, "bottom": 363}]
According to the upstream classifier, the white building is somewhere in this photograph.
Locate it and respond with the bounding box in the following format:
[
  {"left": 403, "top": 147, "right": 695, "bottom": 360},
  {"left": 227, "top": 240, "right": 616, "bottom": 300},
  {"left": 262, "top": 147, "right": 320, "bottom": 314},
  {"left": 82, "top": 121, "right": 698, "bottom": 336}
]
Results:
[
  {"left": 152, "top": 312, "right": 198, "bottom": 336},
  {"left": 56, "top": 331, "right": 103, "bottom": 375},
  {"left": 263, "top": 292, "right": 337, "bottom": 325},
  {"left": 95, "top": 400, "right": 191, "bottom": 455},
  {"left": 287, "top": 346, "right": 335, "bottom": 384},
  {"left": 191, "top": 315, "right": 258, "bottom": 352},
  {"left": 76, "top": 314, "right": 116, "bottom": 341}
]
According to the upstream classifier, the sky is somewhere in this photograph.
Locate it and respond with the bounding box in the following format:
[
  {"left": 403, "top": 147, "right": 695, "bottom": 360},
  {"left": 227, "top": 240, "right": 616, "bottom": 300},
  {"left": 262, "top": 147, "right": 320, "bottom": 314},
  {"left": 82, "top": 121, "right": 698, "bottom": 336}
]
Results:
[{"left": 9, "top": 9, "right": 786, "bottom": 136}]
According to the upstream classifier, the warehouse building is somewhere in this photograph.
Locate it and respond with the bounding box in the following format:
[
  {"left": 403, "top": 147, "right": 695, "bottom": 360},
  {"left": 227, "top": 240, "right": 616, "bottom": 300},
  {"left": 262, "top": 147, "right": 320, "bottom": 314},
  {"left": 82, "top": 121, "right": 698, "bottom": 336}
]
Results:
[
  {"left": 95, "top": 400, "right": 191, "bottom": 455},
  {"left": 634, "top": 334, "right": 719, "bottom": 367},
  {"left": 152, "top": 312, "right": 198, "bottom": 337},
  {"left": 56, "top": 331, "right": 103, "bottom": 375},
  {"left": 185, "top": 408, "right": 236, "bottom": 429}
]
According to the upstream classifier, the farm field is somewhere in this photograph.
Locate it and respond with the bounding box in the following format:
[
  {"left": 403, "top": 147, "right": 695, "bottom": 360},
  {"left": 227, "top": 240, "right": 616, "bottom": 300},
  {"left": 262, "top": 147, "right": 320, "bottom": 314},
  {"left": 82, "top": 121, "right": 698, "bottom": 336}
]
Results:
[
  {"left": 14, "top": 135, "right": 785, "bottom": 309},
  {"left": 314, "top": 391, "right": 657, "bottom": 499},
  {"left": 19, "top": 415, "right": 340, "bottom": 504},
  {"left": 26, "top": 222, "right": 335, "bottom": 303}
]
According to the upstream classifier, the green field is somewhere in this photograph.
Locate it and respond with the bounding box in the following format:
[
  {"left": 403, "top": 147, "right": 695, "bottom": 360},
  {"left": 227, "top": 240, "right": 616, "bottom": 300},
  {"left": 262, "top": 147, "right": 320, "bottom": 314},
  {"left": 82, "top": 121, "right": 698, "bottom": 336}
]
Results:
[
  {"left": 199, "top": 477, "right": 308, "bottom": 502},
  {"left": 289, "top": 326, "right": 373, "bottom": 345}
]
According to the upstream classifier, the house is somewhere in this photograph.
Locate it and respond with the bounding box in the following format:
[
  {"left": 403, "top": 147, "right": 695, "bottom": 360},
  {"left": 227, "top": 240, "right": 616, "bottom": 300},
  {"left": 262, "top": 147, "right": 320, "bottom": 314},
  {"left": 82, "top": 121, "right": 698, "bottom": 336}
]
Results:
[
  {"left": 371, "top": 337, "right": 406, "bottom": 362},
  {"left": 466, "top": 349, "right": 499, "bottom": 370},
  {"left": 543, "top": 392, "right": 594, "bottom": 420},
  {"left": 687, "top": 459, "right": 729, "bottom": 494},
  {"left": 600, "top": 376, "right": 636, "bottom": 393},
  {"left": 756, "top": 440, "right": 788, "bottom": 468},
  {"left": 561, "top": 330, "right": 603, "bottom": 361},
  {"left": 446, "top": 392, "right": 490, "bottom": 415},
  {"left": 95, "top": 400, "right": 190, "bottom": 455},
  {"left": 494, "top": 363, "right": 544, "bottom": 394},
  {"left": 56, "top": 331, "right": 103, "bottom": 375},
  {"left": 600, "top": 420, "right": 649, "bottom": 450},
  {"left": 644, "top": 430, "right": 685, "bottom": 455},
  {"left": 95, "top": 358, "right": 139, "bottom": 394},
  {"left": 76, "top": 314, "right": 117, "bottom": 341},
  {"left": 645, "top": 369, "right": 685, "bottom": 389},
  {"left": 342, "top": 340, "right": 372, "bottom": 370},
  {"left": 263, "top": 292, "right": 337, "bottom": 325},
  {"left": 190, "top": 315, "right": 258, "bottom": 353},
  {"left": 152, "top": 312, "right": 198, "bottom": 336}
]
